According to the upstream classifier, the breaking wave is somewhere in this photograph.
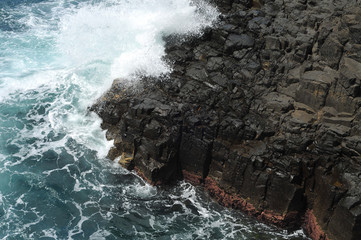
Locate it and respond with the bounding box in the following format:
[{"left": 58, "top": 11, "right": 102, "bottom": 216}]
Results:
[{"left": 0, "top": 0, "right": 309, "bottom": 239}]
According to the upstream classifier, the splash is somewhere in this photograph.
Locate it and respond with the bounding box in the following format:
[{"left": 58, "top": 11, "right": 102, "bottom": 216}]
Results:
[
  {"left": 0, "top": 0, "right": 310, "bottom": 239},
  {"left": 1, "top": 0, "right": 219, "bottom": 99},
  {"left": 57, "top": 0, "right": 219, "bottom": 80}
]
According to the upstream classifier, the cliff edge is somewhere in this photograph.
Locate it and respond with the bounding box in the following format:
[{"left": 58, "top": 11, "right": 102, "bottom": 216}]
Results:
[{"left": 91, "top": 0, "right": 361, "bottom": 239}]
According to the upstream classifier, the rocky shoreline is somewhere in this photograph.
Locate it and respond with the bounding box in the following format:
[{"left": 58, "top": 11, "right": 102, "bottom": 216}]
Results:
[{"left": 90, "top": 0, "right": 361, "bottom": 239}]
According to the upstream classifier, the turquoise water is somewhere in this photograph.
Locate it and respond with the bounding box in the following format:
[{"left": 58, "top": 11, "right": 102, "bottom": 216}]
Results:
[{"left": 0, "top": 0, "right": 308, "bottom": 239}]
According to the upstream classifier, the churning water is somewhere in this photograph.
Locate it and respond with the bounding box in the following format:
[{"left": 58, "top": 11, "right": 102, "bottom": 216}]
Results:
[{"left": 0, "top": 0, "right": 308, "bottom": 239}]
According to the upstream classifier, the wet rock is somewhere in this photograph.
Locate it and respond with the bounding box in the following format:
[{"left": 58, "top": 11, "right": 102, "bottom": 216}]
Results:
[
  {"left": 340, "top": 57, "right": 361, "bottom": 83},
  {"left": 265, "top": 36, "right": 281, "bottom": 50},
  {"left": 349, "top": 24, "right": 361, "bottom": 44},
  {"left": 91, "top": 1, "right": 361, "bottom": 240},
  {"left": 225, "top": 34, "right": 255, "bottom": 52},
  {"left": 295, "top": 76, "right": 330, "bottom": 110},
  {"left": 291, "top": 110, "right": 315, "bottom": 124},
  {"left": 325, "top": 83, "right": 356, "bottom": 113},
  {"left": 262, "top": 92, "right": 294, "bottom": 113}
]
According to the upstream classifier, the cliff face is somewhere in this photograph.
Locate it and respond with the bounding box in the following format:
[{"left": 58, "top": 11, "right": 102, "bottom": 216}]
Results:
[{"left": 91, "top": 0, "right": 361, "bottom": 239}]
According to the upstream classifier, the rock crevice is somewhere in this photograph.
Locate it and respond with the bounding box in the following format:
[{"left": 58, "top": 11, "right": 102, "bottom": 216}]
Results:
[{"left": 91, "top": 0, "right": 361, "bottom": 239}]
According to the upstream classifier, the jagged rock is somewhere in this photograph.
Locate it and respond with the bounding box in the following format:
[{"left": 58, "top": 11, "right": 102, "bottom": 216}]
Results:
[
  {"left": 262, "top": 92, "right": 294, "bottom": 113},
  {"left": 291, "top": 110, "right": 315, "bottom": 124},
  {"left": 295, "top": 79, "right": 329, "bottom": 110},
  {"left": 91, "top": 1, "right": 361, "bottom": 240},
  {"left": 349, "top": 24, "right": 361, "bottom": 44},
  {"left": 340, "top": 57, "right": 361, "bottom": 83},
  {"left": 265, "top": 36, "right": 281, "bottom": 50},
  {"left": 325, "top": 83, "right": 356, "bottom": 113},
  {"left": 224, "top": 33, "right": 255, "bottom": 52}
]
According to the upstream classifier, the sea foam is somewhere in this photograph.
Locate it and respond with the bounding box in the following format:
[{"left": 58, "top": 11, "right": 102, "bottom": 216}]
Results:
[
  {"left": 0, "top": 1, "right": 310, "bottom": 239},
  {"left": 57, "top": 0, "right": 219, "bottom": 81}
]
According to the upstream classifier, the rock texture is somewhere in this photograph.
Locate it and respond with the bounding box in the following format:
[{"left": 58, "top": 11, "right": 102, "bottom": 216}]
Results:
[{"left": 91, "top": 0, "right": 361, "bottom": 239}]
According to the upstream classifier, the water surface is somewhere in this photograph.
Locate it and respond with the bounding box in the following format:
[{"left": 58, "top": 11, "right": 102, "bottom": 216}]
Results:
[{"left": 0, "top": 0, "right": 308, "bottom": 239}]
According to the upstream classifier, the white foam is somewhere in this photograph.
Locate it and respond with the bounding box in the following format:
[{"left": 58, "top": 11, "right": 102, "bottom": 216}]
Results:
[
  {"left": 0, "top": 2, "right": 313, "bottom": 239},
  {"left": 68, "top": 201, "right": 89, "bottom": 238},
  {"left": 73, "top": 179, "right": 85, "bottom": 192},
  {"left": 41, "top": 229, "right": 58, "bottom": 239},
  {"left": 0, "top": 0, "right": 219, "bottom": 160},
  {"left": 89, "top": 230, "right": 112, "bottom": 240},
  {"left": 122, "top": 180, "right": 157, "bottom": 199},
  {"left": 15, "top": 194, "right": 25, "bottom": 206},
  {"left": 56, "top": 0, "right": 219, "bottom": 80}
]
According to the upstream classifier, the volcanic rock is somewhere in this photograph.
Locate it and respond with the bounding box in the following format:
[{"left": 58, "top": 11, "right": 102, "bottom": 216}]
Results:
[{"left": 91, "top": 0, "right": 361, "bottom": 239}]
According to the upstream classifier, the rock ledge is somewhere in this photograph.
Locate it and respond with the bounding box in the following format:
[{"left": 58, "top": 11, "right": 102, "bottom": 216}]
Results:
[{"left": 91, "top": 0, "right": 361, "bottom": 239}]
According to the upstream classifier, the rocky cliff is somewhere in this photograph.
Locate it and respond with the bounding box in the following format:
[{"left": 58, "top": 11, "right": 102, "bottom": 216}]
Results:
[{"left": 90, "top": 0, "right": 361, "bottom": 239}]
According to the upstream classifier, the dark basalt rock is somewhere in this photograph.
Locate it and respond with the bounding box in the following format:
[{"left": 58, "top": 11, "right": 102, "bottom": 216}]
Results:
[{"left": 91, "top": 0, "right": 361, "bottom": 239}]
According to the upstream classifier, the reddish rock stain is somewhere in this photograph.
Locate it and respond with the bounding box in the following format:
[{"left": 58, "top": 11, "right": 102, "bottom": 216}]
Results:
[
  {"left": 303, "top": 209, "right": 330, "bottom": 240},
  {"left": 133, "top": 168, "right": 329, "bottom": 240}
]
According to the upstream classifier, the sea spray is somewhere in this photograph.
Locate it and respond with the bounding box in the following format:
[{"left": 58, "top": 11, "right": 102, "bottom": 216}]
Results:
[
  {"left": 57, "top": 0, "right": 219, "bottom": 81},
  {"left": 0, "top": 0, "right": 308, "bottom": 239}
]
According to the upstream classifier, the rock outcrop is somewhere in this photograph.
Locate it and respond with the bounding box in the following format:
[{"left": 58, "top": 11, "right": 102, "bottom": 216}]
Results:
[{"left": 91, "top": 0, "right": 361, "bottom": 239}]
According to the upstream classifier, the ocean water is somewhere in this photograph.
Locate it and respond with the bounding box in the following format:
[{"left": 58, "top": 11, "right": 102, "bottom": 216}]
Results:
[{"left": 0, "top": 0, "right": 309, "bottom": 239}]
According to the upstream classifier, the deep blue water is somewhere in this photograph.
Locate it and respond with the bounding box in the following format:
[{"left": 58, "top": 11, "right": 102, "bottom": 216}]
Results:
[{"left": 0, "top": 0, "right": 309, "bottom": 239}]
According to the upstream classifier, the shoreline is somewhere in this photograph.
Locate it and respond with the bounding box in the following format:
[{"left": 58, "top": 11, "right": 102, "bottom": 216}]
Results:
[{"left": 91, "top": 0, "right": 361, "bottom": 239}]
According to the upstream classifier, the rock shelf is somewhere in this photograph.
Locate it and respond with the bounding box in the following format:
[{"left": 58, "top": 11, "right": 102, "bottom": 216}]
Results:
[{"left": 91, "top": 1, "right": 361, "bottom": 239}]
